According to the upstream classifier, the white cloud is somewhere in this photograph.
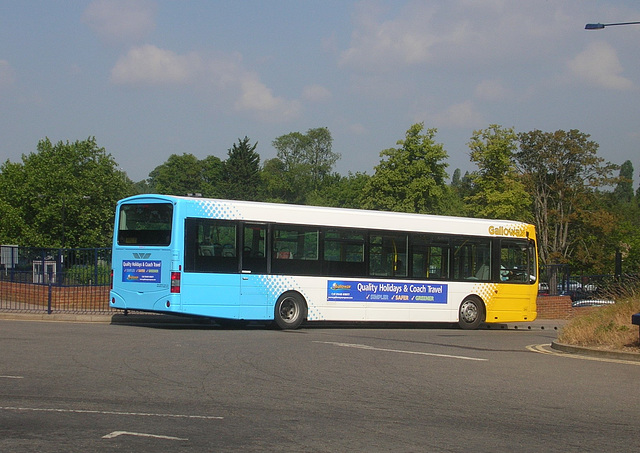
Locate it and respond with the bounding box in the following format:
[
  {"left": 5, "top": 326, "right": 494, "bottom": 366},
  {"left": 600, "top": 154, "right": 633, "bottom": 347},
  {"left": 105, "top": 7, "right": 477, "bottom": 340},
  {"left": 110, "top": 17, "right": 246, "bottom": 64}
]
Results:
[
  {"left": 110, "top": 45, "right": 301, "bottom": 121},
  {"left": 110, "top": 45, "right": 202, "bottom": 85},
  {"left": 429, "top": 101, "right": 484, "bottom": 129},
  {"left": 348, "top": 123, "right": 367, "bottom": 136},
  {"left": 339, "top": 1, "right": 584, "bottom": 75},
  {"left": 474, "top": 79, "right": 512, "bottom": 102},
  {"left": 234, "top": 73, "right": 301, "bottom": 122},
  {"left": 567, "top": 41, "right": 634, "bottom": 91},
  {"left": 83, "top": 0, "right": 156, "bottom": 43},
  {"left": 0, "top": 60, "right": 16, "bottom": 90},
  {"left": 339, "top": 2, "right": 441, "bottom": 70},
  {"left": 302, "top": 84, "right": 332, "bottom": 102}
]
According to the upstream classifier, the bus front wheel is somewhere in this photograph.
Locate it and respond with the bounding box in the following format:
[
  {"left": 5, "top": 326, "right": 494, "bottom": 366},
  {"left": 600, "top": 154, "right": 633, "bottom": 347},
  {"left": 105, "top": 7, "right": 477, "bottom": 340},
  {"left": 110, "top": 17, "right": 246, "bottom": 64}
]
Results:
[
  {"left": 458, "top": 296, "right": 485, "bottom": 330},
  {"left": 274, "top": 292, "right": 307, "bottom": 330}
]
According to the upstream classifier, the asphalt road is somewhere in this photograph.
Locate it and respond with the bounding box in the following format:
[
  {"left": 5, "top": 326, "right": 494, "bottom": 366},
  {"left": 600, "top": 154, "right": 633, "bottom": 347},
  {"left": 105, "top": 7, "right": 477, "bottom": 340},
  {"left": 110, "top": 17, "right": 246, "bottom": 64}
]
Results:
[{"left": 1, "top": 319, "right": 639, "bottom": 452}]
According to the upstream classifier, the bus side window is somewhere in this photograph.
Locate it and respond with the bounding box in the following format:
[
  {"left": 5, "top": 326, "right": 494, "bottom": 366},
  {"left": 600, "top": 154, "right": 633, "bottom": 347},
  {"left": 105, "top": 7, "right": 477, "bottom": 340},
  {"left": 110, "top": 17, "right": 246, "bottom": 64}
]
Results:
[
  {"left": 452, "top": 238, "right": 491, "bottom": 281},
  {"left": 410, "top": 234, "right": 449, "bottom": 280},
  {"left": 185, "top": 218, "right": 238, "bottom": 273},
  {"left": 323, "top": 229, "right": 366, "bottom": 277},
  {"left": 369, "top": 233, "right": 407, "bottom": 278},
  {"left": 242, "top": 224, "right": 267, "bottom": 274},
  {"left": 272, "top": 226, "right": 321, "bottom": 276}
]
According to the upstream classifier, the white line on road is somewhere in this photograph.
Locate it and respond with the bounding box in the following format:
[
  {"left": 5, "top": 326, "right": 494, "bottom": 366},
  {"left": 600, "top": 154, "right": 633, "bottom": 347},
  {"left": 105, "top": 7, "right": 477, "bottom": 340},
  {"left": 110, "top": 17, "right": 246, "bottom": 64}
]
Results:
[
  {"left": 103, "top": 431, "right": 188, "bottom": 441},
  {"left": 527, "top": 344, "right": 640, "bottom": 366},
  {"left": 0, "top": 406, "right": 223, "bottom": 419},
  {"left": 0, "top": 375, "right": 24, "bottom": 379},
  {"left": 315, "top": 341, "right": 488, "bottom": 361}
]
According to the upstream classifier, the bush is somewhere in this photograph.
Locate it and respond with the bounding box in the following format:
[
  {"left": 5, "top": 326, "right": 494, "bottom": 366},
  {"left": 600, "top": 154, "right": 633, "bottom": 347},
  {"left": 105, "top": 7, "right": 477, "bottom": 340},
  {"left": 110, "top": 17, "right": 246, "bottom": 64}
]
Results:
[
  {"left": 558, "top": 278, "right": 640, "bottom": 351},
  {"left": 65, "top": 264, "right": 111, "bottom": 286}
]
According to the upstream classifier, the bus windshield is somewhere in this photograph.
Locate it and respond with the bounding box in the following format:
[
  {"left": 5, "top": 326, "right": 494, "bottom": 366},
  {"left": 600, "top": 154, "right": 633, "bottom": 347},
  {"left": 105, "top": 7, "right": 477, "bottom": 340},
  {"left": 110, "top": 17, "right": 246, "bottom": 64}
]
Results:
[{"left": 117, "top": 203, "right": 173, "bottom": 246}]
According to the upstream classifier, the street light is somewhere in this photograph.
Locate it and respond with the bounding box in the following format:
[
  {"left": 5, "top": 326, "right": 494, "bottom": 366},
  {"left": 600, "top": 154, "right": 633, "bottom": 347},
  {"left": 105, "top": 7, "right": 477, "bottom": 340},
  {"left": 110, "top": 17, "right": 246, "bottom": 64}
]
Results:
[{"left": 585, "top": 21, "right": 640, "bottom": 30}]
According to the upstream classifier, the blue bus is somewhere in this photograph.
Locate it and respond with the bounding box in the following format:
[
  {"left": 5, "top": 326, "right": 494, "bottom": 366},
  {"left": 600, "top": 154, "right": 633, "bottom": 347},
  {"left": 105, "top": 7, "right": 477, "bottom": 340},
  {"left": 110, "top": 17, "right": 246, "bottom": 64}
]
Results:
[{"left": 110, "top": 195, "right": 538, "bottom": 329}]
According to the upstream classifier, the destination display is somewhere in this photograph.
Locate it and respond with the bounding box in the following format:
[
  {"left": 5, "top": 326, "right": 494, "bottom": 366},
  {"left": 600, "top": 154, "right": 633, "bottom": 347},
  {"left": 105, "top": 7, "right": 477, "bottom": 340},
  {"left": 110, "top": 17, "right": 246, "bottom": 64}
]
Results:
[{"left": 327, "top": 280, "right": 447, "bottom": 303}]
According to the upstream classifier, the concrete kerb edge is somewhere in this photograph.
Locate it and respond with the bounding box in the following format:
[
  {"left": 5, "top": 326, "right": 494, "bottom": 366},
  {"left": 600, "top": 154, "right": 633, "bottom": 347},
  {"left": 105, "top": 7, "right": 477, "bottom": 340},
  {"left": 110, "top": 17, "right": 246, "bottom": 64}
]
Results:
[
  {"left": 551, "top": 341, "right": 640, "bottom": 362},
  {"left": 0, "top": 312, "right": 198, "bottom": 325}
]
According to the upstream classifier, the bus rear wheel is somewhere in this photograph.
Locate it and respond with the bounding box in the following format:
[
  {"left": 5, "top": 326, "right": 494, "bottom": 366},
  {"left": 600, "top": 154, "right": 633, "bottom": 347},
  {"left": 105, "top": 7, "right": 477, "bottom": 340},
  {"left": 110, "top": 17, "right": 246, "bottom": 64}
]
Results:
[
  {"left": 274, "top": 292, "right": 307, "bottom": 330},
  {"left": 458, "top": 296, "right": 485, "bottom": 330}
]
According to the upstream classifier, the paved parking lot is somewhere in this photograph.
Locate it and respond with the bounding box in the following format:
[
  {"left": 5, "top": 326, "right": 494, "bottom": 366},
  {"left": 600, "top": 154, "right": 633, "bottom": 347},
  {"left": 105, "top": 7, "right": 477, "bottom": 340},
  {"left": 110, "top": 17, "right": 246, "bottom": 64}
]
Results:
[{"left": 1, "top": 318, "right": 638, "bottom": 452}]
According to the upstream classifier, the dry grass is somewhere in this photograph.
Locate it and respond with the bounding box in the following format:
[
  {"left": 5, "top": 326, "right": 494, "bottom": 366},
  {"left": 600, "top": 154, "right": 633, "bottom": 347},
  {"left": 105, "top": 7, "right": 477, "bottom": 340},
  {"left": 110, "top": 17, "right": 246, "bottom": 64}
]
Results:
[{"left": 558, "top": 282, "right": 640, "bottom": 352}]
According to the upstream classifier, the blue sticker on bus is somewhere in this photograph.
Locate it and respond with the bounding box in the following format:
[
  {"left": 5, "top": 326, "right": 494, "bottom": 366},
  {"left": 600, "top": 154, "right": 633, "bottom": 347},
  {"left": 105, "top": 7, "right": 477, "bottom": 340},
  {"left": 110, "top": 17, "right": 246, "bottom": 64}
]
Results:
[
  {"left": 122, "top": 260, "right": 162, "bottom": 283},
  {"left": 327, "top": 280, "right": 447, "bottom": 303}
]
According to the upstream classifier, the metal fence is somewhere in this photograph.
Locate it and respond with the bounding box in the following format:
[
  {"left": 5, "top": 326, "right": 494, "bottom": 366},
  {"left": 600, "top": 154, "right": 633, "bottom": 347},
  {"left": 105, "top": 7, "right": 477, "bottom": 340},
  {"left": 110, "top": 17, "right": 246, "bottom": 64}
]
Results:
[
  {"left": 538, "top": 264, "right": 638, "bottom": 306},
  {"left": 1, "top": 245, "right": 635, "bottom": 314},
  {"left": 0, "top": 246, "right": 115, "bottom": 314}
]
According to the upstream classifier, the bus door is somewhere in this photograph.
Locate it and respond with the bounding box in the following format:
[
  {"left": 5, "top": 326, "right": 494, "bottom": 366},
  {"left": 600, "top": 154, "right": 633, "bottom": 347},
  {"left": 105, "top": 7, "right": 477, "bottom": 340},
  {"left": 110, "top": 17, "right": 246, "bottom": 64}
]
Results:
[
  {"left": 239, "top": 223, "right": 270, "bottom": 319},
  {"left": 491, "top": 239, "right": 538, "bottom": 319}
]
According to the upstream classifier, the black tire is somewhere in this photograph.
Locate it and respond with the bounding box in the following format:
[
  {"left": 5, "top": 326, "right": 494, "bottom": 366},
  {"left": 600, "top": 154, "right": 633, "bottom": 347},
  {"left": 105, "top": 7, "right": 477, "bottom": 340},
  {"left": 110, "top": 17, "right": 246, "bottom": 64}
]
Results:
[
  {"left": 274, "top": 292, "right": 307, "bottom": 330},
  {"left": 458, "top": 296, "right": 485, "bottom": 330}
]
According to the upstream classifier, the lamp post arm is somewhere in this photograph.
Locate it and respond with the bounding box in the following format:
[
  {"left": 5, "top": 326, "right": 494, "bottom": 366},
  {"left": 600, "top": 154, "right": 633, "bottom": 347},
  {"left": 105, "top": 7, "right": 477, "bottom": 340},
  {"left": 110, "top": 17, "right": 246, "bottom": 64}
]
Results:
[{"left": 585, "top": 21, "right": 640, "bottom": 30}]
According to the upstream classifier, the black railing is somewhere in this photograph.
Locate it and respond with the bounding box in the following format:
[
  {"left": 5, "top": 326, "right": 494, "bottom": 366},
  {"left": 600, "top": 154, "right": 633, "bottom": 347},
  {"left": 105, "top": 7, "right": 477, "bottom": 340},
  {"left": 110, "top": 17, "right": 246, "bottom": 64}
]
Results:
[
  {"left": 0, "top": 246, "right": 115, "bottom": 314},
  {"left": 538, "top": 264, "right": 637, "bottom": 306}
]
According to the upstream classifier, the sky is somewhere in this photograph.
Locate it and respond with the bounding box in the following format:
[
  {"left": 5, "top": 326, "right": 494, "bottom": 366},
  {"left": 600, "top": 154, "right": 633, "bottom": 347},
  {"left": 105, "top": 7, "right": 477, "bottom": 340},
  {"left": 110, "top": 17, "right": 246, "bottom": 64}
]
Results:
[{"left": 1, "top": 1, "right": 640, "bottom": 186}]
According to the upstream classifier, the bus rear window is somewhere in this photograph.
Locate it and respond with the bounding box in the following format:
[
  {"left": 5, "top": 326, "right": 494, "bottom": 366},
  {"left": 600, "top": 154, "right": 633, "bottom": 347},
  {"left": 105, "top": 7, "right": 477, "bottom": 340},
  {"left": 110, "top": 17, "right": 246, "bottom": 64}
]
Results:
[{"left": 117, "top": 203, "right": 173, "bottom": 246}]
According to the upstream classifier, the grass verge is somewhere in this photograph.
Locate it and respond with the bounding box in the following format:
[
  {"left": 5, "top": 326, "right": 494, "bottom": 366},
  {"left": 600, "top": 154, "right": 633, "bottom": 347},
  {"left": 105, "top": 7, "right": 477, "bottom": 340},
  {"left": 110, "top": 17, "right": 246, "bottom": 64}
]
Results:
[{"left": 557, "top": 283, "right": 640, "bottom": 352}]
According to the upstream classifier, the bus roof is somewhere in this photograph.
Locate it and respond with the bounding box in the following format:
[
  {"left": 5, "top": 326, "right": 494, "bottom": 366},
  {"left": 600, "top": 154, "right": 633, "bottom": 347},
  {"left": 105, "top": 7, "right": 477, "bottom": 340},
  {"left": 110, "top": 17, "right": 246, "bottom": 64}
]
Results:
[{"left": 117, "top": 194, "right": 535, "bottom": 240}]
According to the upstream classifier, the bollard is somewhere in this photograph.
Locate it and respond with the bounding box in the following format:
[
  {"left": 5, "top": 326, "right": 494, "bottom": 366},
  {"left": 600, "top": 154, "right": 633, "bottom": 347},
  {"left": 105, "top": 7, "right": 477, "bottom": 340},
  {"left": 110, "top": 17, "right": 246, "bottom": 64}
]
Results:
[{"left": 632, "top": 313, "right": 640, "bottom": 343}]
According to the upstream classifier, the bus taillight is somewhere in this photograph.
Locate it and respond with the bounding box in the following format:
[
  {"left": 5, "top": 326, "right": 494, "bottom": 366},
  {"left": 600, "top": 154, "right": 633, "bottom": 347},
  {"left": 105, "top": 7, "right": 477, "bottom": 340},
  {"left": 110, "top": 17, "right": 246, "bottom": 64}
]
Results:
[
  {"left": 171, "top": 272, "right": 181, "bottom": 293},
  {"left": 110, "top": 269, "right": 114, "bottom": 290}
]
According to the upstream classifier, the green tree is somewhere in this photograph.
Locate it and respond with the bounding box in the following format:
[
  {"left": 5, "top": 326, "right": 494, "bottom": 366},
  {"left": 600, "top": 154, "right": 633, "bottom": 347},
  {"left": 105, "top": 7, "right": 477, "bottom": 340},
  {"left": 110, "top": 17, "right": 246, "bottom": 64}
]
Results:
[
  {"left": 148, "top": 153, "right": 205, "bottom": 196},
  {"left": 200, "top": 155, "right": 224, "bottom": 198},
  {"left": 222, "top": 137, "right": 261, "bottom": 200},
  {"left": 361, "top": 123, "right": 450, "bottom": 214},
  {"left": 0, "top": 137, "right": 132, "bottom": 247},
  {"left": 306, "top": 127, "right": 339, "bottom": 189},
  {"left": 270, "top": 127, "right": 339, "bottom": 203},
  {"left": 260, "top": 157, "right": 291, "bottom": 203},
  {"left": 306, "top": 171, "right": 370, "bottom": 209},
  {"left": 466, "top": 125, "right": 531, "bottom": 221},
  {"left": 607, "top": 160, "right": 640, "bottom": 274},
  {"left": 516, "top": 129, "right": 618, "bottom": 270},
  {"left": 613, "top": 160, "right": 634, "bottom": 204}
]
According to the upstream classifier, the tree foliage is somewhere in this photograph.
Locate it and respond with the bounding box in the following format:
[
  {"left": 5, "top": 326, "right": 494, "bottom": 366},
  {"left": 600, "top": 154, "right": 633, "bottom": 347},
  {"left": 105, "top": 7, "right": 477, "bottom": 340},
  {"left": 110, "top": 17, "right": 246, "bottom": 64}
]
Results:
[
  {"left": 516, "top": 129, "right": 618, "bottom": 268},
  {"left": 0, "top": 137, "right": 132, "bottom": 247},
  {"left": 613, "top": 160, "right": 634, "bottom": 204},
  {"left": 466, "top": 125, "right": 531, "bottom": 221},
  {"left": 148, "top": 153, "right": 206, "bottom": 196},
  {"left": 361, "top": 123, "right": 450, "bottom": 214},
  {"left": 269, "top": 127, "right": 339, "bottom": 203},
  {"left": 222, "top": 137, "right": 261, "bottom": 200},
  {"left": 2, "top": 125, "right": 636, "bottom": 277}
]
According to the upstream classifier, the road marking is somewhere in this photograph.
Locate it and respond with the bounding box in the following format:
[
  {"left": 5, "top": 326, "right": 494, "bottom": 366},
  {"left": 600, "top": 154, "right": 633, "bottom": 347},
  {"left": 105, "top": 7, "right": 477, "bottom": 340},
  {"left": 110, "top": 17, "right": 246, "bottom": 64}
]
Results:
[
  {"left": 315, "top": 341, "right": 488, "bottom": 361},
  {"left": 0, "top": 375, "right": 24, "bottom": 379},
  {"left": 103, "top": 431, "right": 188, "bottom": 441},
  {"left": 527, "top": 344, "right": 640, "bottom": 366},
  {"left": 0, "top": 406, "right": 223, "bottom": 419}
]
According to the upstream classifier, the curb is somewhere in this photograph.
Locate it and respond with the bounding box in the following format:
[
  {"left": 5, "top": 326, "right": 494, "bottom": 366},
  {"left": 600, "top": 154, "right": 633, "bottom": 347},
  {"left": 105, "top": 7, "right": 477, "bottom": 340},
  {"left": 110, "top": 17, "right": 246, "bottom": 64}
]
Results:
[
  {"left": 551, "top": 341, "right": 640, "bottom": 362},
  {"left": 0, "top": 312, "right": 200, "bottom": 326}
]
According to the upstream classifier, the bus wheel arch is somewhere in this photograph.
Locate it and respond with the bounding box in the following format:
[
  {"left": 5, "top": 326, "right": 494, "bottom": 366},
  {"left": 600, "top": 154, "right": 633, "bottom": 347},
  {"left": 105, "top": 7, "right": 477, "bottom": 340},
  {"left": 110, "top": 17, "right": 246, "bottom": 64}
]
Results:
[
  {"left": 458, "top": 295, "right": 485, "bottom": 330},
  {"left": 274, "top": 291, "right": 308, "bottom": 330}
]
